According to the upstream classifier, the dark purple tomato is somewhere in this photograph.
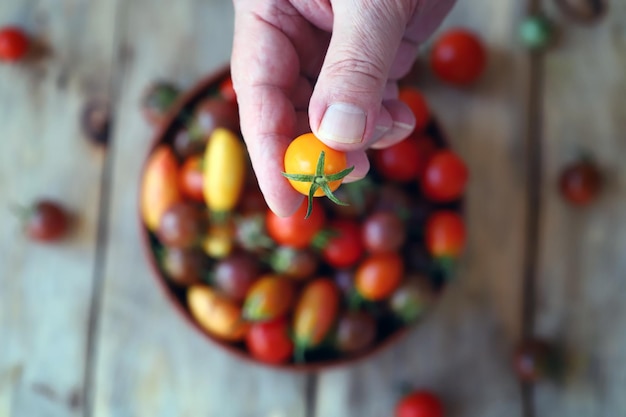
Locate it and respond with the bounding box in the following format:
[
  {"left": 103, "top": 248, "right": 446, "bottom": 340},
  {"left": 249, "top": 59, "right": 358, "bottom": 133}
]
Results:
[
  {"left": 141, "top": 81, "right": 180, "bottom": 126},
  {"left": 161, "top": 247, "right": 209, "bottom": 286},
  {"left": 390, "top": 275, "right": 434, "bottom": 323},
  {"left": 157, "top": 202, "right": 207, "bottom": 248},
  {"left": 213, "top": 251, "right": 260, "bottom": 302},
  {"left": 173, "top": 129, "right": 206, "bottom": 159},
  {"left": 513, "top": 338, "right": 561, "bottom": 382},
  {"left": 333, "top": 269, "right": 356, "bottom": 298},
  {"left": 270, "top": 246, "right": 319, "bottom": 280},
  {"left": 362, "top": 211, "right": 406, "bottom": 254},
  {"left": 335, "top": 310, "right": 377, "bottom": 353},
  {"left": 559, "top": 159, "right": 602, "bottom": 206},
  {"left": 190, "top": 98, "right": 240, "bottom": 139},
  {"left": 371, "top": 184, "right": 411, "bottom": 219}
]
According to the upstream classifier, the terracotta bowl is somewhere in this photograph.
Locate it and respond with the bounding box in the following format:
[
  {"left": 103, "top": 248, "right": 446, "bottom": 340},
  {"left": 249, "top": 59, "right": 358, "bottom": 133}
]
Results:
[{"left": 139, "top": 65, "right": 461, "bottom": 373}]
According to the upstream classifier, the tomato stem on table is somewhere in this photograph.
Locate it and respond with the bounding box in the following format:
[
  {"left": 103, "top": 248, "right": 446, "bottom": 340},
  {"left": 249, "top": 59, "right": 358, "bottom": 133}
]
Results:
[{"left": 282, "top": 151, "right": 355, "bottom": 219}]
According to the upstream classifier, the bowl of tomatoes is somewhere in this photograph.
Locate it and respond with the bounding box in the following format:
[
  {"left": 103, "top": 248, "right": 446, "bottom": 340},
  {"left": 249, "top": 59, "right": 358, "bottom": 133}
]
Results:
[{"left": 138, "top": 65, "right": 468, "bottom": 371}]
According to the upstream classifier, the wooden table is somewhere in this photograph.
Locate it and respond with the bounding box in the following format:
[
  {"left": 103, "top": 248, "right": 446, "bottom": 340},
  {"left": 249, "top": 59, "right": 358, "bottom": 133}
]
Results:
[{"left": 1, "top": 0, "right": 624, "bottom": 416}]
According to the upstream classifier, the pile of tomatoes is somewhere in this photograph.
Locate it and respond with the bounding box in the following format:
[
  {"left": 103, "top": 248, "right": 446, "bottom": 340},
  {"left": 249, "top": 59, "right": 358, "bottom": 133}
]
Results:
[{"left": 139, "top": 71, "right": 468, "bottom": 367}]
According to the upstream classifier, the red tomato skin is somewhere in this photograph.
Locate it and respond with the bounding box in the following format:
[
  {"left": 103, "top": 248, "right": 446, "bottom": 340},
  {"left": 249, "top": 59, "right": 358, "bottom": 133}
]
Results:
[
  {"left": 398, "top": 88, "right": 430, "bottom": 133},
  {"left": 395, "top": 391, "right": 444, "bottom": 417},
  {"left": 266, "top": 200, "right": 326, "bottom": 249},
  {"left": 293, "top": 278, "right": 340, "bottom": 348},
  {"left": 422, "top": 150, "right": 468, "bottom": 202},
  {"left": 179, "top": 156, "right": 205, "bottom": 202},
  {"left": 373, "top": 135, "right": 437, "bottom": 182},
  {"left": 321, "top": 219, "right": 364, "bottom": 269},
  {"left": 425, "top": 211, "right": 466, "bottom": 258},
  {"left": 0, "top": 27, "right": 29, "bottom": 62},
  {"left": 431, "top": 28, "right": 487, "bottom": 86},
  {"left": 246, "top": 318, "right": 294, "bottom": 364}
]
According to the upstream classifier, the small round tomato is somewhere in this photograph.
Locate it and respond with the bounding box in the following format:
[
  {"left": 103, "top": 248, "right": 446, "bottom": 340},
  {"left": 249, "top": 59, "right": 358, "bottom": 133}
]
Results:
[
  {"left": 213, "top": 251, "right": 260, "bottom": 302},
  {"left": 395, "top": 390, "right": 444, "bottom": 417},
  {"left": 246, "top": 318, "right": 294, "bottom": 364},
  {"left": 398, "top": 87, "right": 430, "bottom": 133},
  {"left": 558, "top": 159, "right": 602, "bottom": 206},
  {"left": 355, "top": 252, "right": 404, "bottom": 301},
  {"left": 373, "top": 134, "right": 437, "bottom": 182},
  {"left": 161, "top": 247, "right": 209, "bottom": 286},
  {"left": 179, "top": 155, "right": 205, "bottom": 202},
  {"left": 335, "top": 311, "right": 377, "bottom": 353},
  {"left": 18, "top": 199, "right": 70, "bottom": 243},
  {"left": 283, "top": 133, "right": 353, "bottom": 216},
  {"left": 141, "top": 81, "right": 180, "bottom": 126},
  {"left": 157, "top": 202, "right": 207, "bottom": 248},
  {"left": 270, "top": 246, "right": 319, "bottom": 280},
  {"left": 266, "top": 199, "right": 326, "bottom": 249},
  {"left": 425, "top": 211, "right": 466, "bottom": 258},
  {"left": 431, "top": 28, "right": 487, "bottom": 86},
  {"left": 243, "top": 275, "right": 295, "bottom": 322},
  {"left": 320, "top": 219, "right": 364, "bottom": 269},
  {"left": 362, "top": 211, "right": 406, "bottom": 254},
  {"left": 0, "top": 26, "right": 29, "bottom": 62},
  {"left": 421, "top": 150, "right": 468, "bottom": 202}
]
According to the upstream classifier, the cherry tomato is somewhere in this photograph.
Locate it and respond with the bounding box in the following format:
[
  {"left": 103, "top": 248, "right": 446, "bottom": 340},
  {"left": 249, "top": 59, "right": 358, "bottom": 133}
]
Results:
[
  {"left": 219, "top": 76, "right": 237, "bottom": 102},
  {"left": 157, "top": 202, "right": 207, "bottom": 248},
  {"left": 559, "top": 159, "right": 602, "bottom": 206},
  {"left": 373, "top": 134, "right": 437, "bottom": 182},
  {"left": 362, "top": 211, "right": 406, "bottom": 254},
  {"left": 372, "top": 184, "right": 412, "bottom": 218},
  {"left": 270, "top": 246, "right": 319, "bottom": 280},
  {"left": 173, "top": 129, "right": 206, "bottom": 159},
  {"left": 398, "top": 87, "right": 430, "bottom": 133},
  {"left": 390, "top": 275, "right": 434, "bottom": 323},
  {"left": 141, "top": 81, "right": 180, "bottom": 126},
  {"left": 425, "top": 211, "right": 466, "bottom": 258},
  {"left": 395, "top": 390, "right": 444, "bottom": 417},
  {"left": 293, "top": 278, "right": 340, "bottom": 360},
  {"left": 283, "top": 132, "right": 351, "bottom": 199},
  {"left": 335, "top": 311, "right": 377, "bottom": 353},
  {"left": 187, "top": 285, "right": 249, "bottom": 342},
  {"left": 19, "top": 200, "right": 70, "bottom": 242},
  {"left": 243, "top": 275, "right": 295, "bottom": 322},
  {"left": 213, "top": 252, "right": 260, "bottom": 302},
  {"left": 0, "top": 26, "right": 29, "bottom": 62},
  {"left": 191, "top": 98, "right": 240, "bottom": 140},
  {"left": 421, "top": 150, "right": 468, "bottom": 202},
  {"left": 161, "top": 247, "right": 209, "bottom": 286},
  {"left": 320, "top": 219, "right": 364, "bottom": 269},
  {"left": 513, "top": 338, "right": 560, "bottom": 382},
  {"left": 179, "top": 155, "right": 205, "bottom": 202},
  {"left": 266, "top": 200, "right": 326, "bottom": 249},
  {"left": 246, "top": 318, "right": 293, "bottom": 364},
  {"left": 355, "top": 253, "right": 404, "bottom": 301},
  {"left": 431, "top": 28, "right": 487, "bottom": 86}
]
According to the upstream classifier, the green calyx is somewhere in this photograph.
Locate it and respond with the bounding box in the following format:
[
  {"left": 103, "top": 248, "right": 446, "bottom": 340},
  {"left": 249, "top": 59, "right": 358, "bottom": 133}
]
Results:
[{"left": 282, "top": 151, "right": 355, "bottom": 219}]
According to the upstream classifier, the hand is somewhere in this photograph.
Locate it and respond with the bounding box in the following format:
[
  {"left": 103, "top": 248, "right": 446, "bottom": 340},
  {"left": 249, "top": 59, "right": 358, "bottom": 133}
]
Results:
[{"left": 231, "top": 0, "right": 456, "bottom": 216}]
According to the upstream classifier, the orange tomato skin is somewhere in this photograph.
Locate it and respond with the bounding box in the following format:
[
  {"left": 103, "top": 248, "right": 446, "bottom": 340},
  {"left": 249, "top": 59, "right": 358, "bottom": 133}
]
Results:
[
  {"left": 284, "top": 133, "right": 348, "bottom": 197},
  {"left": 293, "top": 278, "right": 340, "bottom": 348},
  {"left": 243, "top": 275, "right": 295, "bottom": 322},
  {"left": 187, "top": 285, "right": 249, "bottom": 342},
  {"left": 355, "top": 253, "right": 404, "bottom": 301},
  {"left": 141, "top": 145, "right": 182, "bottom": 231}
]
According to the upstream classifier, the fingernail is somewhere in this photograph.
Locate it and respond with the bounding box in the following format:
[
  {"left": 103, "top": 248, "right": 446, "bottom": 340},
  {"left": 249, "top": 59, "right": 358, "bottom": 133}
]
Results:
[
  {"left": 370, "top": 121, "right": 415, "bottom": 149},
  {"left": 318, "top": 103, "right": 366, "bottom": 144}
]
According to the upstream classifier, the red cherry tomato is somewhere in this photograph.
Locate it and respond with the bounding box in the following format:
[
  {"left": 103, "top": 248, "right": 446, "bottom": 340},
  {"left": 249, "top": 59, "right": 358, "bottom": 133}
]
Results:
[
  {"left": 558, "top": 159, "right": 602, "bottom": 206},
  {"left": 425, "top": 211, "right": 466, "bottom": 258},
  {"left": 373, "top": 134, "right": 437, "bottom": 182},
  {"left": 179, "top": 155, "right": 205, "bottom": 202},
  {"left": 422, "top": 150, "right": 468, "bottom": 202},
  {"left": 266, "top": 200, "right": 326, "bottom": 249},
  {"left": 395, "top": 391, "right": 444, "bottom": 417},
  {"left": 219, "top": 76, "right": 237, "bottom": 102},
  {"left": 398, "top": 87, "right": 430, "bottom": 133},
  {"left": 246, "top": 318, "right": 294, "bottom": 364},
  {"left": 321, "top": 219, "right": 364, "bottom": 269},
  {"left": 431, "top": 28, "right": 487, "bottom": 86},
  {"left": 355, "top": 252, "right": 404, "bottom": 301},
  {"left": 0, "top": 26, "right": 29, "bottom": 62}
]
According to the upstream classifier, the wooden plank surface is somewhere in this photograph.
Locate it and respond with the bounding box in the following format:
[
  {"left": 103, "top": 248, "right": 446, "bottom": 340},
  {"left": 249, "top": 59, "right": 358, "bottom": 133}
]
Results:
[
  {"left": 315, "top": 1, "right": 529, "bottom": 416},
  {"left": 0, "top": 1, "right": 118, "bottom": 416},
  {"left": 91, "top": 1, "right": 308, "bottom": 416},
  {"left": 534, "top": 2, "right": 626, "bottom": 416}
]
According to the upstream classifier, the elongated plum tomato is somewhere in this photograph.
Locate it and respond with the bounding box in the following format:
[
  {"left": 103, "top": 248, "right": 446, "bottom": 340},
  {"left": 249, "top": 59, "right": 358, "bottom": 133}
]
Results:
[
  {"left": 293, "top": 278, "right": 340, "bottom": 361},
  {"left": 425, "top": 211, "right": 466, "bottom": 258},
  {"left": 243, "top": 275, "right": 295, "bottom": 322},
  {"left": 187, "top": 285, "right": 249, "bottom": 342},
  {"left": 283, "top": 132, "right": 354, "bottom": 218},
  {"left": 141, "top": 145, "right": 182, "bottom": 231},
  {"left": 179, "top": 155, "right": 205, "bottom": 202},
  {"left": 266, "top": 199, "right": 326, "bottom": 249},
  {"left": 246, "top": 318, "right": 294, "bottom": 365},
  {"left": 431, "top": 28, "right": 487, "bottom": 86},
  {"left": 421, "top": 150, "right": 468, "bottom": 202}
]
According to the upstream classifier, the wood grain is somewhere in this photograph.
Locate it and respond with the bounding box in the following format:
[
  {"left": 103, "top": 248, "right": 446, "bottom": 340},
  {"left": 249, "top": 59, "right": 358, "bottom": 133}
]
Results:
[
  {"left": 315, "top": 1, "right": 529, "bottom": 416},
  {"left": 0, "top": 1, "right": 119, "bottom": 416},
  {"left": 534, "top": 2, "right": 626, "bottom": 416},
  {"left": 90, "top": 1, "right": 308, "bottom": 416}
]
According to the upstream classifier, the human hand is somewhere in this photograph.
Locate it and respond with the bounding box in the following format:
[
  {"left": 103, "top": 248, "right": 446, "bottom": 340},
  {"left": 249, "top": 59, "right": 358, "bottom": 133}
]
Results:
[{"left": 231, "top": 0, "right": 456, "bottom": 216}]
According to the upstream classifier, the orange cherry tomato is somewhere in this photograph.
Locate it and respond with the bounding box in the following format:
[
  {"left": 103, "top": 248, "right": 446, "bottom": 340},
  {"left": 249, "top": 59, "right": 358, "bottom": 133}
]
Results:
[
  {"left": 243, "top": 275, "right": 295, "bottom": 322},
  {"left": 187, "top": 285, "right": 249, "bottom": 342},
  {"left": 425, "top": 211, "right": 466, "bottom": 258},
  {"left": 179, "top": 155, "right": 205, "bottom": 202},
  {"left": 265, "top": 199, "right": 326, "bottom": 249},
  {"left": 355, "top": 252, "right": 404, "bottom": 301},
  {"left": 398, "top": 87, "right": 430, "bottom": 133}
]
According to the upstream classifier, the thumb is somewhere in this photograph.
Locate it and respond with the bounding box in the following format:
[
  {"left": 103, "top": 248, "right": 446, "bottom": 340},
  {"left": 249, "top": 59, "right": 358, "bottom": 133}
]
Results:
[{"left": 309, "top": 0, "right": 416, "bottom": 151}]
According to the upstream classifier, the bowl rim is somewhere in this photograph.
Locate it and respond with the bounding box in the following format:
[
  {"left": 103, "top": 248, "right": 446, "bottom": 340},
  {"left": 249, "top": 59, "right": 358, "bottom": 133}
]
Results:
[{"left": 136, "top": 65, "right": 448, "bottom": 373}]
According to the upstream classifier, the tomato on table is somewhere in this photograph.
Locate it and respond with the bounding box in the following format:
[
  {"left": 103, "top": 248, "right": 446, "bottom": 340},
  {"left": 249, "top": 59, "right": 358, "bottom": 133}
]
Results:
[
  {"left": 246, "top": 318, "right": 294, "bottom": 364},
  {"left": 558, "top": 158, "right": 602, "bottom": 206},
  {"left": 355, "top": 252, "right": 404, "bottom": 301},
  {"left": 421, "top": 150, "right": 468, "bottom": 202},
  {"left": 179, "top": 155, "right": 205, "bottom": 202},
  {"left": 266, "top": 199, "right": 326, "bottom": 249},
  {"left": 395, "top": 390, "right": 444, "bottom": 417},
  {"left": 398, "top": 87, "right": 430, "bottom": 133},
  {"left": 425, "top": 211, "right": 466, "bottom": 258},
  {"left": 283, "top": 132, "right": 354, "bottom": 218},
  {"left": 431, "top": 28, "right": 487, "bottom": 86},
  {"left": 373, "top": 134, "right": 437, "bottom": 182},
  {"left": 320, "top": 219, "right": 364, "bottom": 269},
  {"left": 17, "top": 199, "right": 70, "bottom": 243},
  {"left": 0, "top": 26, "right": 29, "bottom": 62}
]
